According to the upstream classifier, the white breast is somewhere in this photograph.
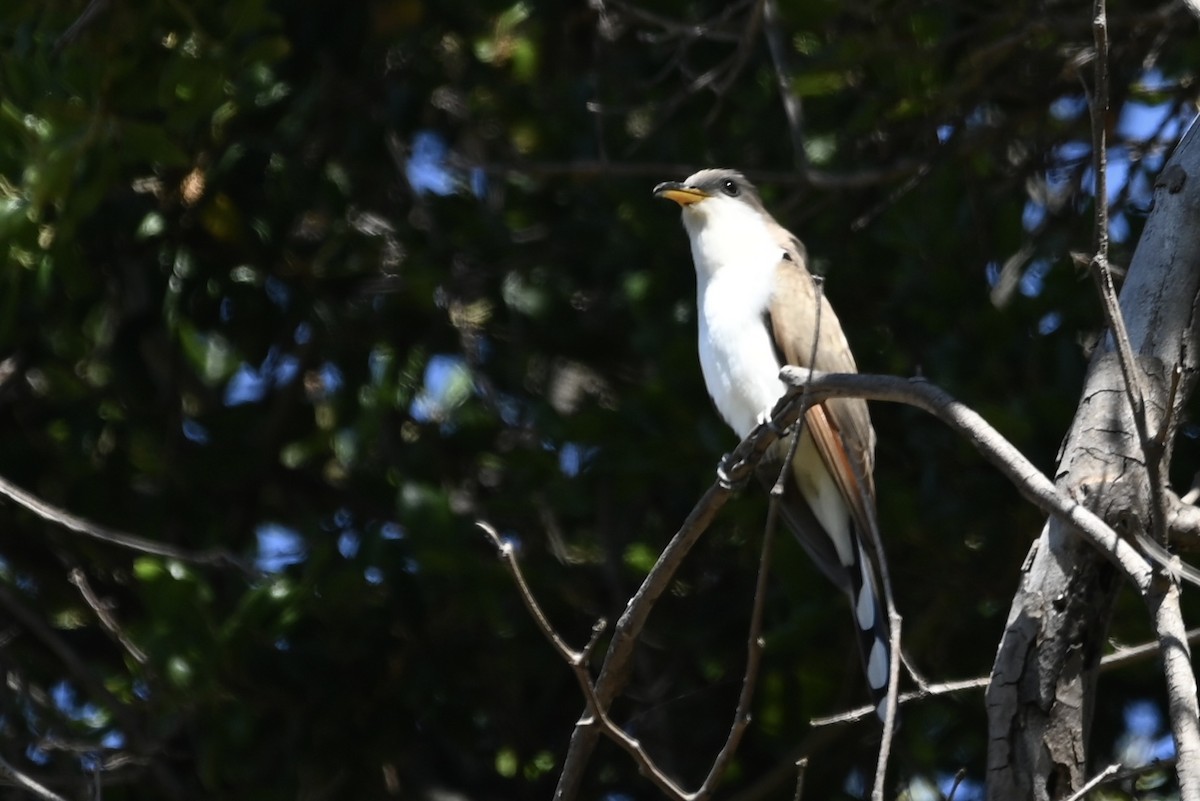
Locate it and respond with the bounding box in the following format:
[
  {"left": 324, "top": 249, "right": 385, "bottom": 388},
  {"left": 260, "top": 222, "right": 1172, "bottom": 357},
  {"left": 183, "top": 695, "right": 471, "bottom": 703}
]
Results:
[{"left": 685, "top": 204, "right": 786, "bottom": 439}]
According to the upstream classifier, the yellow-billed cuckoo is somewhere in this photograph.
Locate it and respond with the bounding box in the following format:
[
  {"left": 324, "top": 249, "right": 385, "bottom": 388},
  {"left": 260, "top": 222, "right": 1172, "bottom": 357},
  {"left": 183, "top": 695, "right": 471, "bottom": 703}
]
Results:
[{"left": 653, "top": 168, "right": 891, "bottom": 719}]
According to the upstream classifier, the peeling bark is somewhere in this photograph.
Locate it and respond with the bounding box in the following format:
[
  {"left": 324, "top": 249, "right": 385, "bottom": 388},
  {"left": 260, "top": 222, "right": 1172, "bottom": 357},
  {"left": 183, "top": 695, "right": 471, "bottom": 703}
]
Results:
[{"left": 986, "top": 123, "right": 1200, "bottom": 799}]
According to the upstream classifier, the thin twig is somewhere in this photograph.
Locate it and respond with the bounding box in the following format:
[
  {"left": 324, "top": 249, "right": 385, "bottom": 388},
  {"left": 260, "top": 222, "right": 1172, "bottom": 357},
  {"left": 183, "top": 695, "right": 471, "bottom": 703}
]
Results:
[
  {"left": 486, "top": 487, "right": 780, "bottom": 801},
  {"left": 552, "top": 482, "right": 731, "bottom": 797},
  {"left": 772, "top": 273, "right": 822, "bottom": 500},
  {"left": 1102, "top": 757, "right": 1176, "bottom": 788},
  {"left": 1085, "top": 0, "right": 1170, "bottom": 549},
  {"left": 900, "top": 649, "right": 932, "bottom": 692},
  {"left": 473, "top": 157, "right": 921, "bottom": 191},
  {"left": 0, "top": 584, "right": 187, "bottom": 800},
  {"left": 761, "top": 0, "right": 806, "bottom": 169},
  {"left": 602, "top": 0, "right": 751, "bottom": 44},
  {"left": 553, "top": 380, "right": 795, "bottom": 798},
  {"left": 703, "top": 0, "right": 767, "bottom": 127},
  {"left": 0, "top": 583, "right": 140, "bottom": 735},
  {"left": 51, "top": 0, "right": 110, "bottom": 56},
  {"left": 0, "top": 474, "right": 251, "bottom": 573},
  {"left": 945, "top": 768, "right": 968, "bottom": 801},
  {"left": 0, "top": 754, "right": 69, "bottom": 801},
  {"left": 873, "top": 613, "right": 901, "bottom": 801},
  {"left": 67, "top": 569, "right": 149, "bottom": 666},
  {"left": 1088, "top": 5, "right": 1199, "bottom": 792},
  {"left": 799, "top": 275, "right": 899, "bottom": 797},
  {"left": 795, "top": 281, "right": 902, "bottom": 798},
  {"left": 812, "top": 625, "right": 1200, "bottom": 727},
  {"left": 479, "top": 521, "right": 691, "bottom": 799},
  {"left": 477, "top": 522, "right": 594, "bottom": 668},
  {"left": 792, "top": 757, "right": 808, "bottom": 801},
  {"left": 1062, "top": 762, "right": 1119, "bottom": 801},
  {"left": 696, "top": 498, "right": 778, "bottom": 797}
]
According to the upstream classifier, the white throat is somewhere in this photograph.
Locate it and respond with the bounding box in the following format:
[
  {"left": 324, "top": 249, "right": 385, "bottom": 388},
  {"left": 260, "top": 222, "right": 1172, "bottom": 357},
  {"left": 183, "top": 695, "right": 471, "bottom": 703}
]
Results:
[{"left": 680, "top": 198, "right": 787, "bottom": 438}]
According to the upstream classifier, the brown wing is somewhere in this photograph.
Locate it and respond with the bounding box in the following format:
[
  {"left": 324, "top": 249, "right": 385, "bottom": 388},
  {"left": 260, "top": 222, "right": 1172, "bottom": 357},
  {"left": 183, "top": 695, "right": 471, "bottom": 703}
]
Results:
[
  {"left": 763, "top": 228, "right": 892, "bottom": 716},
  {"left": 765, "top": 228, "right": 878, "bottom": 532}
]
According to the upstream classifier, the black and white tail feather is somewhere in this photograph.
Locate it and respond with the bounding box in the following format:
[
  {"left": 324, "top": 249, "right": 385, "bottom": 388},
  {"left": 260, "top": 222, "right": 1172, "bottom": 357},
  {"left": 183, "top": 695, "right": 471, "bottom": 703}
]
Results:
[{"left": 766, "top": 460, "right": 892, "bottom": 720}]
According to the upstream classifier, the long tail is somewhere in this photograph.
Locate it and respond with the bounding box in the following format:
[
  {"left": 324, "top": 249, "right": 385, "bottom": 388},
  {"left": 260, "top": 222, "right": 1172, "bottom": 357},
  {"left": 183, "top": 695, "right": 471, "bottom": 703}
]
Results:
[
  {"left": 768, "top": 481, "right": 893, "bottom": 719},
  {"left": 846, "top": 534, "right": 891, "bottom": 720}
]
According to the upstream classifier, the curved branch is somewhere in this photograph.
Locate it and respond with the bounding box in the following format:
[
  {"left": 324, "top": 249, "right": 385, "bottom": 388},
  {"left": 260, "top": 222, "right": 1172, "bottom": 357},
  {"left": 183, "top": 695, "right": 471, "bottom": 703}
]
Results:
[
  {"left": 0, "top": 474, "right": 252, "bottom": 573},
  {"left": 775, "top": 368, "right": 1156, "bottom": 590}
]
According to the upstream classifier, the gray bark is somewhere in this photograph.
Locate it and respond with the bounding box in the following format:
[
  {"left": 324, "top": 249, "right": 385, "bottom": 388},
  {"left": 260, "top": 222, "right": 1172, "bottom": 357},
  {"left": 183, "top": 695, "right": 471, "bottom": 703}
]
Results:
[{"left": 986, "top": 122, "right": 1200, "bottom": 799}]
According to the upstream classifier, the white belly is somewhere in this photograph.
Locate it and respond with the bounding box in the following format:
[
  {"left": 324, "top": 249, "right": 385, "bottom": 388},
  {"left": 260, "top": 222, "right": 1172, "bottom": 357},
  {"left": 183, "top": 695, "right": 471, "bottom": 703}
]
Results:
[
  {"left": 698, "top": 312, "right": 783, "bottom": 439},
  {"left": 697, "top": 276, "right": 854, "bottom": 566},
  {"left": 696, "top": 266, "right": 784, "bottom": 439}
]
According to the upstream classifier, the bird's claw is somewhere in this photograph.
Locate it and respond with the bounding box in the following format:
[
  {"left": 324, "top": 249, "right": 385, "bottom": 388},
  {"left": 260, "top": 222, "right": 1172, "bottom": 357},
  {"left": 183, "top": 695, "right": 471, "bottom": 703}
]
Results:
[{"left": 717, "top": 454, "right": 748, "bottom": 491}]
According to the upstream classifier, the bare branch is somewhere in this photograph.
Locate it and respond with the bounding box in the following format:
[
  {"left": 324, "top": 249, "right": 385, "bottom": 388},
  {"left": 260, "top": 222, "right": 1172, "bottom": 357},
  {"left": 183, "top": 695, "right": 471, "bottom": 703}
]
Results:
[
  {"left": 0, "top": 474, "right": 252, "bottom": 573},
  {"left": 542, "top": 358, "right": 1178, "bottom": 797},
  {"left": 51, "top": 0, "right": 110, "bottom": 56},
  {"left": 479, "top": 521, "right": 691, "bottom": 799},
  {"left": 872, "top": 612, "right": 901, "bottom": 801},
  {"left": 776, "top": 368, "right": 1158, "bottom": 591},
  {"left": 67, "top": 569, "right": 149, "bottom": 666},
  {"left": 812, "top": 626, "right": 1200, "bottom": 728},
  {"left": 791, "top": 758, "right": 808, "bottom": 801},
  {"left": 553, "top": 485, "right": 729, "bottom": 796},
  {"left": 484, "top": 512, "right": 786, "bottom": 801},
  {"left": 1088, "top": 2, "right": 1200, "bottom": 791},
  {"left": 1147, "top": 579, "right": 1200, "bottom": 800},
  {"left": 703, "top": 0, "right": 767, "bottom": 127},
  {"left": 0, "top": 583, "right": 187, "bottom": 800},
  {"left": 1062, "top": 763, "right": 1120, "bottom": 801},
  {"left": 601, "top": 0, "right": 752, "bottom": 44},
  {"left": 760, "top": 0, "right": 805, "bottom": 169},
  {"left": 471, "top": 158, "right": 919, "bottom": 190},
  {"left": 695, "top": 499, "right": 777, "bottom": 797},
  {"left": 945, "top": 769, "right": 968, "bottom": 801},
  {"left": 1085, "top": 0, "right": 1170, "bottom": 551},
  {"left": 0, "top": 754, "right": 70, "bottom": 801},
  {"left": 553, "top": 399, "right": 787, "bottom": 798}
]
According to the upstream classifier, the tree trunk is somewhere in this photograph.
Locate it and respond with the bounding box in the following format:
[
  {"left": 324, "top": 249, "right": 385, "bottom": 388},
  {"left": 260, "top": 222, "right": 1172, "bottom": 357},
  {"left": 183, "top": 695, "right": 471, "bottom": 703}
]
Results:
[{"left": 985, "top": 122, "right": 1200, "bottom": 799}]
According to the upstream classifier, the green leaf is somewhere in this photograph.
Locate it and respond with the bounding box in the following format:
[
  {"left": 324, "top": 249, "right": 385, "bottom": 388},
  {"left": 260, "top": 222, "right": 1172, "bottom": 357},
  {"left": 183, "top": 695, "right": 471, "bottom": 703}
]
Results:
[{"left": 133, "top": 557, "right": 165, "bottom": 581}]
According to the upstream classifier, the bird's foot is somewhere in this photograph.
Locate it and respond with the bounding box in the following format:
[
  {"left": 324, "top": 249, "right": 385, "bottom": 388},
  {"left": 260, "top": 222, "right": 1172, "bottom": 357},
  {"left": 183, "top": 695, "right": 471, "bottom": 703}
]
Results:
[{"left": 717, "top": 453, "right": 749, "bottom": 491}]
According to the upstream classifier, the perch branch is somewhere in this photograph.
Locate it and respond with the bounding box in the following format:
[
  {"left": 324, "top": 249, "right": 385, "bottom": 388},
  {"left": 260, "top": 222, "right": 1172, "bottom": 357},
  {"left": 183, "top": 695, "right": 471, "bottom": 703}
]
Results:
[
  {"left": 552, "top": 377, "right": 802, "bottom": 798},
  {"left": 776, "top": 369, "right": 1158, "bottom": 591}
]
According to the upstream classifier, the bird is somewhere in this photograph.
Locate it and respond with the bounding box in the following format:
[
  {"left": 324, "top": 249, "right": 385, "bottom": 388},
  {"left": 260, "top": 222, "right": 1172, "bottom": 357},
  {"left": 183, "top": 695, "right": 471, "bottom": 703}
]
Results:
[{"left": 653, "top": 168, "right": 892, "bottom": 719}]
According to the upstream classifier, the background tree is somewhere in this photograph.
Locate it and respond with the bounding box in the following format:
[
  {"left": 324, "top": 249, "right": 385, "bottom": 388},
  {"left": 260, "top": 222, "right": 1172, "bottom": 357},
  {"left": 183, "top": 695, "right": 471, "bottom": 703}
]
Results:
[{"left": 0, "top": 0, "right": 1198, "bottom": 799}]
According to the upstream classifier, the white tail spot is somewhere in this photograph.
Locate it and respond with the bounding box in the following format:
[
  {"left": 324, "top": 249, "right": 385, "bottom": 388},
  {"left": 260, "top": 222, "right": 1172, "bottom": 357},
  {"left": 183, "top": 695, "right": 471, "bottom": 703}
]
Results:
[
  {"left": 857, "top": 584, "right": 875, "bottom": 630},
  {"left": 868, "top": 638, "right": 888, "bottom": 690}
]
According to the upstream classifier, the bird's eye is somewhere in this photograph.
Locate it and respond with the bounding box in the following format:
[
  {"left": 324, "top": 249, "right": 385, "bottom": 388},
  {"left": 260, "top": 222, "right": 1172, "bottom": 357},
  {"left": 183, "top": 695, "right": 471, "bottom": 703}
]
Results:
[{"left": 721, "top": 179, "right": 739, "bottom": 196}]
